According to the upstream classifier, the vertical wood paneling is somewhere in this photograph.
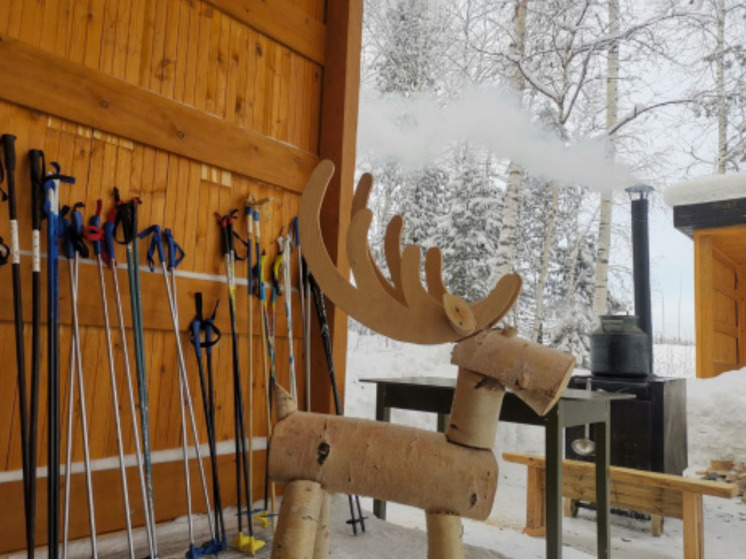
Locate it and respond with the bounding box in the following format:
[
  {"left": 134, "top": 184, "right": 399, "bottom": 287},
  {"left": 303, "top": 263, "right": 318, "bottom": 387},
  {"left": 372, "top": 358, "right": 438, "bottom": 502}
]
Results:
[{"left": 0, "top": 0, "right": 361, "bottom": 552}]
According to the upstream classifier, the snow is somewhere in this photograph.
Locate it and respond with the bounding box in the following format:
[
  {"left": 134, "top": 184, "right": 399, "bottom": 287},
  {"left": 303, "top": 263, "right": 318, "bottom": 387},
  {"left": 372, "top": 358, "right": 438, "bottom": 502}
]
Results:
[
  {"left": 664, "top": 173, "right": 746, "bottom": 207},
  {"left": 52, "top": 333, "right": 746, "bottom": 558},
  {"left": 340, "top": 331, "right": 746, "bottom": 559}
]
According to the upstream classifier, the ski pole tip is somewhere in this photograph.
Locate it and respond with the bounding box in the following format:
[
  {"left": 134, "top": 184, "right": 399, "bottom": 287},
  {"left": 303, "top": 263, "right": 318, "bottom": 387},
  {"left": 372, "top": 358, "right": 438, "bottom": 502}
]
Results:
[{"left": 233, "top": 533, "right": 266, "bottom": 555}]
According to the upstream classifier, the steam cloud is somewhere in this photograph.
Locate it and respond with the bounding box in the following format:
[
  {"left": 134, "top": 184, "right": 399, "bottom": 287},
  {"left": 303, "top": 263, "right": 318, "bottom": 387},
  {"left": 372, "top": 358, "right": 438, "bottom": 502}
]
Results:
[{"left": 356, "top": 86, "right": 638, "bottom": 193}]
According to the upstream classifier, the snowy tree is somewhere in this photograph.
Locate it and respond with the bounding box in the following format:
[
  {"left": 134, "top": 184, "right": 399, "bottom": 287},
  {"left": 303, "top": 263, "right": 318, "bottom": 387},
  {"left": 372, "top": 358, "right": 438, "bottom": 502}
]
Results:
[{"left": 433, "top": 145, "right": 502, "bottom": 302}]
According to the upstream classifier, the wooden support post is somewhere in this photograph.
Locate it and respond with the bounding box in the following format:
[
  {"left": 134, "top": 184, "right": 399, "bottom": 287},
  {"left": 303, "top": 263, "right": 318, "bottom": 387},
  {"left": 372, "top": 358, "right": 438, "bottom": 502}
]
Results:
[
  {"left": 524, "top": 465, "right": 546, "bottom": 537},
  {"left": 682, "top": 493, "right": 704, "bottom": 559},
  {"left": 271, "top": 480, "right": 324, "bottom": 559},
  {"left": 426, "top": 512, "right": 465, "bottom": 559}
]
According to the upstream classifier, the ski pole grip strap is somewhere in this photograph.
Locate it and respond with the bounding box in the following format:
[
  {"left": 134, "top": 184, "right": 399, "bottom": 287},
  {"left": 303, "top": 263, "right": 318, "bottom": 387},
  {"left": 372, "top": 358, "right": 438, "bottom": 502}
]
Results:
[
  {"left": 164, "top": 228, "right": 185, "bottom": 270},
  {"left": 0, "top": 237, "right": 9, "bottom": 267},
  {"left": 139, "top": 224, "right": 164, "bottom": 270}
]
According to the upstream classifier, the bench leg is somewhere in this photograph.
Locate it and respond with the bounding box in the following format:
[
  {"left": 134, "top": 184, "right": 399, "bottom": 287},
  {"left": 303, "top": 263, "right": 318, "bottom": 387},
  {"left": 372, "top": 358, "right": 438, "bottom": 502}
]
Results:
[
  {"left": 682, "top": 493, "right": 704, "bottom": 559},
  {"left": 524, "top": 466, "right": 546, "bottom": 537},
  {"left": 563, "top": 498, "right": 578, "bottom": 518},
  {"left": 650, "top": 514, "right": 663, "bottom": 537}
]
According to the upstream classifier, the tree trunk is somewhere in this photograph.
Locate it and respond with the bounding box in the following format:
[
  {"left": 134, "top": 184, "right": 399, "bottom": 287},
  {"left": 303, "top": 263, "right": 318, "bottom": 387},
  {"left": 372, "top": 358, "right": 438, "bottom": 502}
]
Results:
[
  {"left": 716, "top": 0, "right": 727, "bottom": 174},
  {"left": 593, "top": 0, "right": 619, "bottom": 317},
  {"left": 495, "top": 0, "right": 529, "bottom": 278},
  {"left": 531, "top": 184, "right": 559, "bottom": 342}
]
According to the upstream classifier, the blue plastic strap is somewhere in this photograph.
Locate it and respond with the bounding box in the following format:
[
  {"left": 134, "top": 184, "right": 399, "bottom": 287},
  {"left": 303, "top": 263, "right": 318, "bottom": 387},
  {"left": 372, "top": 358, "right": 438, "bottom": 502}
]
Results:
[
  {"left": 164, "top": 228, "right": 185, "bottom": 270},
  {"left": 138, "top": 224, "right": 164, "bottom": 270}
]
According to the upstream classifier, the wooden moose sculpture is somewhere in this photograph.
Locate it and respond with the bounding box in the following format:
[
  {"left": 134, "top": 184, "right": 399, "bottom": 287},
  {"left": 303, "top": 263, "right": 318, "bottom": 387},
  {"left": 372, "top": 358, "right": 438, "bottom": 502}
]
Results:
[{"left": 267, "top": 161, "right": 576, "bottom": 559}]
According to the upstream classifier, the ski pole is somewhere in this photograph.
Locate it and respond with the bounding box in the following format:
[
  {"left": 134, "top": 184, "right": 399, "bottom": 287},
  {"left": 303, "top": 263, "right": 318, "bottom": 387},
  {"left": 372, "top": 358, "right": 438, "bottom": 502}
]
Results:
[
  {"left": 28, "top": 149, "right": 46, "bottom": 559},
  {"left": 62, "top": 203, "right": 98, "bottom": 557},
  {"left": 86, "top": 201, "right": 135, "bottom": 558},
  {"left": 42, "top": 163, "right": 74, "bottom": 559},
  {"left": 1, "top": 134, "right": 33, "bottom": 555},
  {"left": 113, "top": 189, "right": 158, "bottom": 552},
  {"left": 165, "top": 227, "right": 224, "bottom": 558},
  {"left": 277, "top": 232, "right": 297, "bottom": 401},
  {"left": 243, "top": 200, "right": 257, "bottom": 537},
  {"left": 216, "top": 211, "right": 265, "bottom": 554},
  {"left": 291, "top": 216, "right": 311, "bottom": 412},
  {"left": 103, "top": 208, "right": 158, "bottom": 558},
  {"left": 308, "top": 273, "right": 367, "bottom": 535},
  {"left": 189, "top": 293, "right": 227, "bottom": 551},
  {"left": 140, "top": 225, "right": 218, "bottom": 558}
]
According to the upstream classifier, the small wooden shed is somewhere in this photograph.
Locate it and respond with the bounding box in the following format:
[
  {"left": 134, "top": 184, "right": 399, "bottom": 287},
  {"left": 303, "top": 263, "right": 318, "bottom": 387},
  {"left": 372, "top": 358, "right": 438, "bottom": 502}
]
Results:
[
  {"left": 0, "top": 0, "right": 362, "bottom": 552},
  {"left": 667, "top": 175, "right": 746, "bottom": 378}
]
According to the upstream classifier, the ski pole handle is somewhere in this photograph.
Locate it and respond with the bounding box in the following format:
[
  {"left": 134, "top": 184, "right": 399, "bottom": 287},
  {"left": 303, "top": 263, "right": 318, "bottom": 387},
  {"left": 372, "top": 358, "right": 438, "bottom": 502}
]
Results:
[
  {"left": 164, "top": 228, "right": 185, "bottom": 271},
  {"left": 71, "top": 203, "right": 89, "bottom": 259},
  {"left": 1, "top": 134, "right": 17, "bottom": 176},
  {"left": 29, "top": 149, "right": 45, "bottom": 231},
  {"left": 87, "top": 201, "right": 103, "bottom": 256},
  {"left": 291, "top": 216, "right": 300, "bottom": 248},
  {"left": 103, "top": 220, "right": 116, "bottom": 263},
  {"left": 138, "top": 224, "right": 165, "bottom": 270},
  {"left": 61, "top": 210, "right": 75, "bottom": 260}
]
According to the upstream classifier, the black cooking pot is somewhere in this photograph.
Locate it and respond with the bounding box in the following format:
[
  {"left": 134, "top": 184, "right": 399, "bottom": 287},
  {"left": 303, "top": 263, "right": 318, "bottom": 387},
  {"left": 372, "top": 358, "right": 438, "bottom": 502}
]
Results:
[{"left": 590, "top": 314, "right": 650, "bottom": 377}]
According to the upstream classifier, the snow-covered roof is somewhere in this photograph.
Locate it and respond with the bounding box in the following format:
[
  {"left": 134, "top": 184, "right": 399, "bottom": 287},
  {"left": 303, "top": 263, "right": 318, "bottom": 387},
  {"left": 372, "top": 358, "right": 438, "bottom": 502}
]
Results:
[{"left": 664, "top": 173, "right": 746, "bottom": 207}]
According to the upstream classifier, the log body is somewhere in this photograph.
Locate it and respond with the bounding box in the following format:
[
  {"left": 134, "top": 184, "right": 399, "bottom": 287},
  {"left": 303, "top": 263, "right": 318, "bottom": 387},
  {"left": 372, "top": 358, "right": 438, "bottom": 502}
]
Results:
[
  {"left": 451, "top": 330, "right": 575, "bottom": 416},
  {"left": 269, "top": 412, "right": 498, "bottom": 520}
]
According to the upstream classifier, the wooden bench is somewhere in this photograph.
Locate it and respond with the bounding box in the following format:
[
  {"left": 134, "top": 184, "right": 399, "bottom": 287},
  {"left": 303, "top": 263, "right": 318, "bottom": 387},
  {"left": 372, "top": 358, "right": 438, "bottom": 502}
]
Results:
[{"left": 503, "top": 452, "right": 738, "bottom": 559}]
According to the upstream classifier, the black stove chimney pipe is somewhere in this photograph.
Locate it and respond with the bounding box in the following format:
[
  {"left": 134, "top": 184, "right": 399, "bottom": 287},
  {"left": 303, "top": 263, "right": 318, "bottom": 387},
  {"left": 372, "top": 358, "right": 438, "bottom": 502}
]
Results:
[{"left": 626, "top": 185, "right": 654, "bottom": 374}]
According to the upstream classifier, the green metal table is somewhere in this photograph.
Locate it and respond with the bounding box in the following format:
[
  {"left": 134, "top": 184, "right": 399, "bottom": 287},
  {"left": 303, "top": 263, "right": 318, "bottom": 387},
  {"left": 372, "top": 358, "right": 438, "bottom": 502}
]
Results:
[{"left": 361, "top": 376, "right": 634, "bottom": 559}]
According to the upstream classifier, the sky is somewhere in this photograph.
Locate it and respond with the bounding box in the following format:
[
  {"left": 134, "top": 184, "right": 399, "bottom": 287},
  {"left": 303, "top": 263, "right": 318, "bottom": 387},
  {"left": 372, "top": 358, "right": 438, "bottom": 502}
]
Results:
[{"left": 355, "top": 85, "right": 700, "bottom": 343}]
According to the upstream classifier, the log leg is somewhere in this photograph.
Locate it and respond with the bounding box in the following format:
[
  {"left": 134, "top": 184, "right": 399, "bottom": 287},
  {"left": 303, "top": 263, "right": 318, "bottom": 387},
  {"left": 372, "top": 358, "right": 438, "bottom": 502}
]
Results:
[
  {"left": 271, "top": 480, "right": 324, "bottom": 559},
  {"left": 312, "top": 491, "right": 331, "bottom": 559},
  {"left": 426, "top": 511, "right": 464, "bottom": 559},
  {"left": 682, "top": 493, "right": 704, "bottom": 559}
]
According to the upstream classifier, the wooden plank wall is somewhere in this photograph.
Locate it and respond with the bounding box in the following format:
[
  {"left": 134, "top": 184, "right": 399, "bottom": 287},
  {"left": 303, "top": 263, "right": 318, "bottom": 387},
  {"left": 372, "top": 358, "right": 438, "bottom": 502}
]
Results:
[
  {"left": 694, "top": 228, "right": 745, "bottom": 378},
  {"left": 0, "top": 0, "right": 362, "bottom": 552}
]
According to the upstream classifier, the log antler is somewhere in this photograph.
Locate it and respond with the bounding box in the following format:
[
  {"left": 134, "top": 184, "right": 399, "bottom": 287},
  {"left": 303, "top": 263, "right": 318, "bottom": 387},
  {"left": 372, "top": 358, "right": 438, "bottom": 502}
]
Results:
[{"left": 299, "top": 160, "right": 522, "bottom": 344}]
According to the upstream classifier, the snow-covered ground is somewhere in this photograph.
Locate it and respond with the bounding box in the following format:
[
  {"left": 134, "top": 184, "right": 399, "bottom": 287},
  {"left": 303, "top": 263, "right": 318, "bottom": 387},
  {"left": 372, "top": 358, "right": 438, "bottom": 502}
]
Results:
[{"left": 342, "top": 331, "right": 746, "bottom": 558}]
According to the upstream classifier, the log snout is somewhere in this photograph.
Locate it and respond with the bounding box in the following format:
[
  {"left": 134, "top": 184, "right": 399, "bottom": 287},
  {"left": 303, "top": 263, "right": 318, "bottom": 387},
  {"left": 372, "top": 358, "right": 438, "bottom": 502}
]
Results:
[{"left": 451, "top": 328, "right": 576, "bottom": 417}]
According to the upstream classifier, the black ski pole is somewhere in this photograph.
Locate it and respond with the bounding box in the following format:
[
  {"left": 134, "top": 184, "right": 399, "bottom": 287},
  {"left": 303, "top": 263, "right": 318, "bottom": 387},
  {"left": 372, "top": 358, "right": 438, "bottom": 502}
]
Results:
[
  {"left": 308, "top": 272, "right": 367, "bottom": 535},
  {"left": 189, "top": 293, "right": 227, "bottom": 550},
  {"left": 28, "top": 149, "right": 45, "bottom": 559},
  {"left": 1, "top": 134, "right": 33, "bottom": 554},
  {"left": 217, "top": 211, "right": 264, "bottom": 553}
]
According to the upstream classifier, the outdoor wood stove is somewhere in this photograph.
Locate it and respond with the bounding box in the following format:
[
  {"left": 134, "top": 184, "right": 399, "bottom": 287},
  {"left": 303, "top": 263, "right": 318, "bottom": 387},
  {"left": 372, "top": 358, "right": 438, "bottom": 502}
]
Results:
[{"left": 566, "top": 186, "right": 688, "bottom": 475}]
